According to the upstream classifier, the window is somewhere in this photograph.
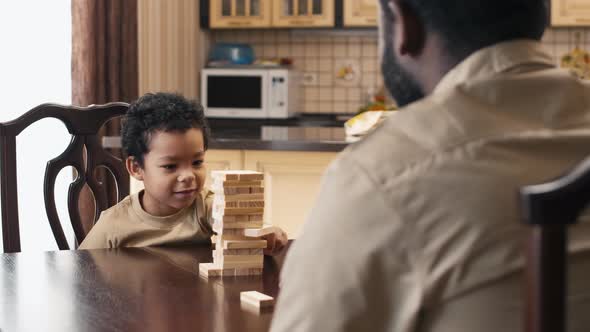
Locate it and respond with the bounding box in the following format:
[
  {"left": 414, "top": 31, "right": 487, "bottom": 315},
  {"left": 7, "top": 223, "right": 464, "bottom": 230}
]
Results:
[{"left": 0, "top": 1, "right": 74, "bottom": 252}]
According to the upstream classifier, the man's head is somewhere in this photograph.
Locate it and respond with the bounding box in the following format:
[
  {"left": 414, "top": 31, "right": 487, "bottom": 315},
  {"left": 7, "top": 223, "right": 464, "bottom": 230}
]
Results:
[
  {"left": 379, "top": 0, "right": 548, "bottom": 106},
  {"left": 122, "top": 93, "right": 211, "bottom": 216}
]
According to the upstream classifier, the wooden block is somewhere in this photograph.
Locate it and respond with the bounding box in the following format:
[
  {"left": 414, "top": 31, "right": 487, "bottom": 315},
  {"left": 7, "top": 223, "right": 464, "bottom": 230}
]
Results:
[
  {"left": 250, "top": 187, "right": 264, "bottom": 194},
  {"left": 211, "top": 170, "right": 264, "bottom": 181},
  {"left": 234, "top": 268, "right": 263, "bottom": 276},
  {"left": 223, "top": 248, "right": 264, "bottom": 255},
  {"left": 214, "top": 199, "right": 265, "bottom": 208},
  {"left": 199, "top": 263, "right": 233, "bottom": 277},
  {"left": 215, "top": 193, "right": 264, "bottom": 202},
  {"left": 217, "top": 259, "right": 264, "bottom": 269},
  {"left": 215, "top": 251, "right": 263, "bottom": 266},
  {"left": 212, "top": 186, "right": 261, "bottom": 195},
  {"left": 216, "top": 250, "right": 263, "bottom": 262},
  {"left": 248, "top": 214, "right": 263, "bottom": 222},
  {"left": 212, "top": 214, "right": 250, "bottom": 222},
  {"left": 240, "top": 291, "right": 275, "bottom": 309},
  {"left": 244, "top": 226, "right": 281, "bottom": 238},
  {"left": 224, "top": 239, "right": 267, "bottom": 249},
  {"left": 216, "top": 180, "right": 264, "bottom": 188},
  {"left": 213, "top": 220, "right": 264, "bottom": 230},
  {"left": 214, "top": 228, "right": 245, "bottom": 236},
  {"left": 214, "top": 206, "right": 264, "bottom": 216}
]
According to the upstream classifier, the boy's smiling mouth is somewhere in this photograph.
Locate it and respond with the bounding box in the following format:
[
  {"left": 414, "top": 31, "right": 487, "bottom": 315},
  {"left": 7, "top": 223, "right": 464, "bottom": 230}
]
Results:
[{"left": 174, "top": 188, "right": 197, "bottom": 198}]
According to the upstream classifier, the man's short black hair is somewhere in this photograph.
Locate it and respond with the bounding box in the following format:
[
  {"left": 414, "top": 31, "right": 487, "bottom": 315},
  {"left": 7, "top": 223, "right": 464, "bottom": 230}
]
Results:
[
  {"left": 382, "top": 0, "right": 548, "bottom": 60},
  {"left": 121, "top": 92, "right": 210, "bottom": 166}
]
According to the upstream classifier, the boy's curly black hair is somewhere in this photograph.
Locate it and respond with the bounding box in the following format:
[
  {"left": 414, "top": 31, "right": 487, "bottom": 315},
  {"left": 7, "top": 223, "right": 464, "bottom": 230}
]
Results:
[{"left": 121, "top": 92, "right": 210, "bottom": 166}]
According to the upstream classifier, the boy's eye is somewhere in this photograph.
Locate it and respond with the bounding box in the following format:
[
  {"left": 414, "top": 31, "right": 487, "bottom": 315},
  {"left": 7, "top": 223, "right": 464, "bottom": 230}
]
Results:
[
  {"left": 161, "top": 164, "right": 177, "bottom": 170},
  {"left": 193, "top": 160, "right": 204, "bottom": 167}
]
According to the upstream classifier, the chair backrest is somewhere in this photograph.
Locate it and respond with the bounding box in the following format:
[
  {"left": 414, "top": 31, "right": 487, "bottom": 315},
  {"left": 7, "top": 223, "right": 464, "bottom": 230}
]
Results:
[
  {"left": 1, "top": 102, "right": 130, "bottom": 253},
  {"left": 520, "top": 157, "right": 590, "bottom": 332}
]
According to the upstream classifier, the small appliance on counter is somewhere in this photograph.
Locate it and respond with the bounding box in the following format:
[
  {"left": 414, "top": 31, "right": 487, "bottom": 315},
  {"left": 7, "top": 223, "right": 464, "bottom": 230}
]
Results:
[{"left": 201, "top": 67, "right": 300, "bottom": 119}]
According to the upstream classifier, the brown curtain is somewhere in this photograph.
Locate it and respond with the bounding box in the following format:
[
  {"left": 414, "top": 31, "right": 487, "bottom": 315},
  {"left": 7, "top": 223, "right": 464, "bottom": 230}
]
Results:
[{"left": 71, "top": 0, "right": 138, "bottom": 234}]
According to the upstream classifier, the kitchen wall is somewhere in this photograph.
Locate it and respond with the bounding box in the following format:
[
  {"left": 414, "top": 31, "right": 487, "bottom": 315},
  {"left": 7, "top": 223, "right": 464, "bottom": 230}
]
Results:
[{"left": 209, "top": 27, "right": 590, "bottom": 115}]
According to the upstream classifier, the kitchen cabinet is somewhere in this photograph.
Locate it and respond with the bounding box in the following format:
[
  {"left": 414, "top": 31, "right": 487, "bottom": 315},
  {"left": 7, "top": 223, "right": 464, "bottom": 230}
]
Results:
[
  {"left": 243, "top": 150, "right": 336, "bottom": 238},
  {"left": 551, "top": 0, "right": 590, "bottom": 26},
  {"left": 272, "top": 0, "right": 335, "bottom": 27},
  {"left": 209, "top": 0, "right": 272, "bottom": 28},
  {"left": 343, "top": 0, "right": 378, "bottom": 27}
]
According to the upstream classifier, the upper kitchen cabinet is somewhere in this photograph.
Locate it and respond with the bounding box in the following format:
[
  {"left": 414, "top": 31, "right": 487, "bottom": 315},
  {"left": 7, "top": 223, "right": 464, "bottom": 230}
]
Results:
[
  {"left": 342, "top": 0, "right": 378, "bottom": 27},
  {"left": 272, "top": 0, "right": 334, "bottom": 27},
  {"left": 208, "top": 0, "right": 272, "bottom": 28}
]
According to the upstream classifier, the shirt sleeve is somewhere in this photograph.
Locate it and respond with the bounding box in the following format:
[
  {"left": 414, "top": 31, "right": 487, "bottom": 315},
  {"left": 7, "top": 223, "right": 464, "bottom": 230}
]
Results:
[{"left": 270, "top": 154, "right": 423, "bottom": 332}]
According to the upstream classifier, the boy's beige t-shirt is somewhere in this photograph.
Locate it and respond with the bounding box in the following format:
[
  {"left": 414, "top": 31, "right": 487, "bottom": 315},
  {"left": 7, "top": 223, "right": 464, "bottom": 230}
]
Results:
[{"left": 79, "top": 190, "right": 214, "bottom": 249}]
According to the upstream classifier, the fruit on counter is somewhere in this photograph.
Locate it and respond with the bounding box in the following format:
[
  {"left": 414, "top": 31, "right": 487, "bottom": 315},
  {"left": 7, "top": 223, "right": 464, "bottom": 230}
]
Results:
[
  {"left": 344, "top": 110, "right": 393, "bottom": 138},
  {"left": 356, "top": 101, "right": 397, "bottom": 114}
]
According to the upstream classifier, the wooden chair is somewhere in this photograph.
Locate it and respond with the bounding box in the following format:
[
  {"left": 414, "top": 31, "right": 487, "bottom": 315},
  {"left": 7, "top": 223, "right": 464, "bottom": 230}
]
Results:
[
  {"left": 0, "top": 102, "right": 129, "bottom": 253},
  {"left": 520, "top": 157, "right": 590, "bottom": 332}
]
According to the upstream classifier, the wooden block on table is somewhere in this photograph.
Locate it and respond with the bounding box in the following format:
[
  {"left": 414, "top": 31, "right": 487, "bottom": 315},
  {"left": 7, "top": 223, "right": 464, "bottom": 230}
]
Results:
[
  {"left": 240, "top": 291, "right": 275, "bottom": 309},
  {"left": 224, "top": 239, "right": 267, "bottom": 249},
  {"left": 217, "top": 259, "right": 264, "bottom": 269},
  {"left": 213, "top": 250, "right": 263, "bottom": 266},
  {"left": 211, "top": 170, "right": 264, "bottom": 181},
  {"left": 199, "top": 263, "right": 233, "bottom": 277},
  {"left": 234, "top": 267, "right": 263, "bottom": 276}
]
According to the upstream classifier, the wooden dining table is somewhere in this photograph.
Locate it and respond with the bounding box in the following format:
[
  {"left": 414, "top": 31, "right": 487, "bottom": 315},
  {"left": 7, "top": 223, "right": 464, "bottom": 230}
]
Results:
[{"left": 0, "top": 243, "right": 288, "bottom": 332}]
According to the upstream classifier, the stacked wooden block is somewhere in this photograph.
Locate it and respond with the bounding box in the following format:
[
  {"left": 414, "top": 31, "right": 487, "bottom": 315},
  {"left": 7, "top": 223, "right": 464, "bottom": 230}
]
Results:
[{"left": 199, "top": 170, "right": 266, "bottom": 277}]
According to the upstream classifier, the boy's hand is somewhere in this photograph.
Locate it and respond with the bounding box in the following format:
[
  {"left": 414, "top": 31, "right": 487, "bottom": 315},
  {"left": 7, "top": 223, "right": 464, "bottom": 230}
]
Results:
[{"left": 261, "top": 228, "right": 288, "bottom": 256}]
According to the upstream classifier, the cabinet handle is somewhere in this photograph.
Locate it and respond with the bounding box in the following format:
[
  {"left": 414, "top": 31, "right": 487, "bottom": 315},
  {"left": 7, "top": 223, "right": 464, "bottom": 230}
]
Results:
[{"left": 365, "top": 18, "right": 377, "bottom": 24}]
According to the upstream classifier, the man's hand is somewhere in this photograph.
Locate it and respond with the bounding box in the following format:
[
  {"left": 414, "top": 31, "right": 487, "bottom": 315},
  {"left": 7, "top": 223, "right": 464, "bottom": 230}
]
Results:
[{"left": 261, "top": 228, "right": 288, "bottom": 256}]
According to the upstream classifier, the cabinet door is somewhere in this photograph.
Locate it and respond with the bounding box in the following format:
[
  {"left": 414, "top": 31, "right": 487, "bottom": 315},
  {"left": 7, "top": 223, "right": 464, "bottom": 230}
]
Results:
[
  {"left": 210, "top": 0, "right": 272, "bottom": 28},
  {"left": 343, "top": 0, "right": 378, "bottom": 27},
  {"left": 272, "top": 0, "right": 334, "bottom": 27},
  {"left": 244, "top": 150, "right": 337, "bottom": 238}
]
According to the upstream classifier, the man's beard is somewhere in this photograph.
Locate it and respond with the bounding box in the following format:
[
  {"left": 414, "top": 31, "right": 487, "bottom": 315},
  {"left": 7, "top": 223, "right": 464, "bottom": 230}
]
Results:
[{"left": 381, "top": 41, "right": 425, "bottom": 107}]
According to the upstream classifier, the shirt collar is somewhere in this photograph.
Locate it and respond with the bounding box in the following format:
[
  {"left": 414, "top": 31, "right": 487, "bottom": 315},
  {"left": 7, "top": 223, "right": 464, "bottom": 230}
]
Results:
[{"left": 433, "top": 39, "right": 555, "bottom": 95}]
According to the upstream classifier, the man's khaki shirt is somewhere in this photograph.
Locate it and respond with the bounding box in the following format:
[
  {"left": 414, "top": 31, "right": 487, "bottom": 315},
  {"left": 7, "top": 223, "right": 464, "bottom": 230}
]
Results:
[{"left": 271, "top": 40, "right": 590, "bottom": 332}]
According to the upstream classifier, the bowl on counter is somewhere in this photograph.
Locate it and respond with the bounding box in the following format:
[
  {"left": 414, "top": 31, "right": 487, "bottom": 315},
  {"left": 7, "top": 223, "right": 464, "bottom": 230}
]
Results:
[{"left": 208, "top": 43, "right": 255, "bottom": 65}]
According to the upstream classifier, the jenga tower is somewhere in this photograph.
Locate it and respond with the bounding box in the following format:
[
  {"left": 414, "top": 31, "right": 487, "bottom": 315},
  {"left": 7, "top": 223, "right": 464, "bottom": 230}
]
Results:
[{"left": 199, "top": 170, "right": 267, "bottom": 277}]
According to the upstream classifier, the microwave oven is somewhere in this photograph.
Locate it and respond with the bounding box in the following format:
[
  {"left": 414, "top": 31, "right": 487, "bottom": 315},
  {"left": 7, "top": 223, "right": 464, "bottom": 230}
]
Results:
[{"left": 201, "top": 67, "right": 300, "bottom": 119}]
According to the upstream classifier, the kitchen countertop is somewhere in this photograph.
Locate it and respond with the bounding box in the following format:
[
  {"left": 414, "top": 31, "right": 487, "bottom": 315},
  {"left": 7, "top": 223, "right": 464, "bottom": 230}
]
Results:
[
  {"left": 103, "top": 125, "right": 350, "bottom": 153},
  {"left": 210, "top": 125, "right": 349, "bottom": 152}
]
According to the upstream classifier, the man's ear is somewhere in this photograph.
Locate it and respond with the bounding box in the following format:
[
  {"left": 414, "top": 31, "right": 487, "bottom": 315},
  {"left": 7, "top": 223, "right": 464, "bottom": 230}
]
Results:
[
  {"left": 388, "top": 0, "right": 425, "bottom": 57},
  {"left": 126, "top": 157, "right": 144, "bottom": 181}
]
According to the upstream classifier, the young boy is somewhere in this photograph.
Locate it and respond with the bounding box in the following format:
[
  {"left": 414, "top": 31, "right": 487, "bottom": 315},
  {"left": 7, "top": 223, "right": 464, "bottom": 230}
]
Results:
[{"left": 79, "top": 92, "right": 288, "bottom": 255}]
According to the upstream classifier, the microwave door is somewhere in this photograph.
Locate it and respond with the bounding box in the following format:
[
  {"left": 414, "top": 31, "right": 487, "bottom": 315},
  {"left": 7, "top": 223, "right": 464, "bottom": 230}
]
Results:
[{"left": 204, "top": 72, "right": 268, "bottom": 118}]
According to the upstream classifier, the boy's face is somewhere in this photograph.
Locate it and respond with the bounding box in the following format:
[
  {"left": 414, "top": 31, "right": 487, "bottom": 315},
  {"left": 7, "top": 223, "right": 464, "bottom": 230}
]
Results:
[{"left": 127, "top": 128, "right": 206, "bottom": 216}]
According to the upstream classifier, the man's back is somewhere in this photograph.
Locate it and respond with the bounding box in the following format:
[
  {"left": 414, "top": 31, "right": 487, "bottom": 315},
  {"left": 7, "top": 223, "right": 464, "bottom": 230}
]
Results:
[{"left": 271, "top": 41, "right": 590, "bottom": 332}]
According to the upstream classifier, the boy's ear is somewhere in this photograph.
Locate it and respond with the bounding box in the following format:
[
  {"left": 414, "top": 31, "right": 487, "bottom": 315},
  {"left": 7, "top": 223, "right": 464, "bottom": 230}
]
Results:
[{"left": 126, "top": 157, "right": 144, "bottom": 181}]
